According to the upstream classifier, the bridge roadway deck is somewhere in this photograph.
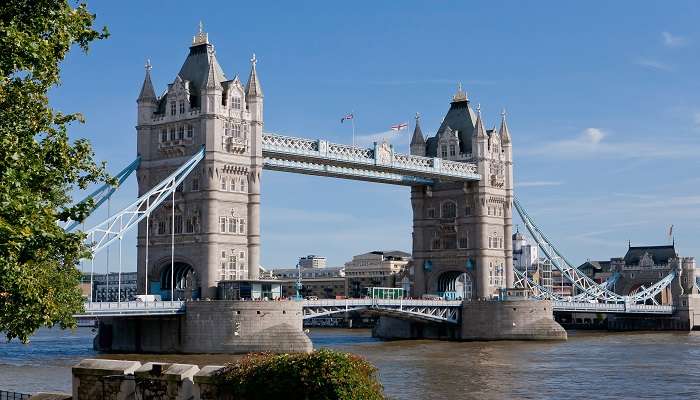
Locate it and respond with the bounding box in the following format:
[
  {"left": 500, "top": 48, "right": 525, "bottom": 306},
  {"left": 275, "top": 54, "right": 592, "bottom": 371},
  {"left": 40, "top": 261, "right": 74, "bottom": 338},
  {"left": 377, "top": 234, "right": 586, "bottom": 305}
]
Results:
[
  {"left": 79, "top": 299, "right": 675, "bottom": 319},
  {"left": 261, "top": 133, "right": 480, "bottom": 185}
]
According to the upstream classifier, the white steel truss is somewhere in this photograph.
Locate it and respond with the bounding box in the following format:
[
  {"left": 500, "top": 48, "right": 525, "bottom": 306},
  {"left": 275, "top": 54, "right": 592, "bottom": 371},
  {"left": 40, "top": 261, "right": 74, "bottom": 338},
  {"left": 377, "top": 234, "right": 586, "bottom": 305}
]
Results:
[
  {"left": 513, "top": 197, "right": 675, "bottom": 304},
  {"left": 83, "top": 147, "right": 205, "bottom": 254},
  {"left": 302, "top": 299, "right": 462, "bottom": 324}
]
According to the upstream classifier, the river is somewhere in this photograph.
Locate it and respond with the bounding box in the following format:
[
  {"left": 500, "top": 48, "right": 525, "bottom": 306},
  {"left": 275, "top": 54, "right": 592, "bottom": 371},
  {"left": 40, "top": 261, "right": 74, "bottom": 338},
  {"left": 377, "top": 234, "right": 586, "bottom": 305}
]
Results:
[{"left": 1, "top": 328, "right": 699, "bottom": 399}]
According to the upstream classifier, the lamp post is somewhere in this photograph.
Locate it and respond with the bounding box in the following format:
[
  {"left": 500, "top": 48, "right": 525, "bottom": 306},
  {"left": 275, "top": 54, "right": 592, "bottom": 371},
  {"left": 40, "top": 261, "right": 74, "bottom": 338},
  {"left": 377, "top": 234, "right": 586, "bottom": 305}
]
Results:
[{"left": 294, "top": 262, "right": 303, "bottom": 301}]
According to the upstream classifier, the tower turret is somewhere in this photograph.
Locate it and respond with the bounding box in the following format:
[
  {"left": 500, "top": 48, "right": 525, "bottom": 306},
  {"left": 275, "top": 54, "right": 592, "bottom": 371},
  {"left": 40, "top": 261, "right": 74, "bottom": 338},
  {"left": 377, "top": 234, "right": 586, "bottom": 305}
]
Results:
[
  {"left": 410, "top": 113, "right": 426, "bottom": 156},
  {"left": 137, "top": 59, "right": 157, "bottom": 125},
  {"left": 472, "top": 104, "right": 488, "bottom": 159}
]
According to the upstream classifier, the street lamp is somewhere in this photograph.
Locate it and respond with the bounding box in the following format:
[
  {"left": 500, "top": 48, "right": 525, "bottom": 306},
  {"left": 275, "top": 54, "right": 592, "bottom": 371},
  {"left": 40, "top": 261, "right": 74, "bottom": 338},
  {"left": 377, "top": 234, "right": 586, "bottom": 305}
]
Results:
[{"left": 294, "top": 262, "right": 303, "bottom": 301}]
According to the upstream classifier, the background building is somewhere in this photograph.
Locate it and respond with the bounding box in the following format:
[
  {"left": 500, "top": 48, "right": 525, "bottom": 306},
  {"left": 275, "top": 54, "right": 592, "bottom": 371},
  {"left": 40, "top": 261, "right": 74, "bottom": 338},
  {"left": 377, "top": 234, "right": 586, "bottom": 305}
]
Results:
[
  {"left": 82, "top": 272, "right": 138, "bottom": 302},
  {"left": 299, "top": 255, "right": 327, "bottom": 269},
  {"left": 344, "top": 251, "right": 410, "bottom": 297}
]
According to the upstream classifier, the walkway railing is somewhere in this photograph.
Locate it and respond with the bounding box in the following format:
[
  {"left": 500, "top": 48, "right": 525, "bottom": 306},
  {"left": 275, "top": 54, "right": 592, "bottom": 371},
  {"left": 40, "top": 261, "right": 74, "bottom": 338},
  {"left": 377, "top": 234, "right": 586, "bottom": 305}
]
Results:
[
  {"left": 81, "top": 301, "right": 185, "bottom": 316},
  {"left": 262, "top": 133, "right": 480, "bottom": 184}
]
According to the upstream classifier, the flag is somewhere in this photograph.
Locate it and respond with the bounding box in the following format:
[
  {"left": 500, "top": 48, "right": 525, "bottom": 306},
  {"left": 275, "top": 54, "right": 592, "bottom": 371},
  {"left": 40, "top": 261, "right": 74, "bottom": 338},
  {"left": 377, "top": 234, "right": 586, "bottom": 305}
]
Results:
[
  {"left": 669, "top": 224, "right": 674, "bottom": 238},
  {"left": 340, "top": 113, "right": 354, "bottom": 123},
  {"left": 391, "top": 122, "right": 408, "bottom": 131}
]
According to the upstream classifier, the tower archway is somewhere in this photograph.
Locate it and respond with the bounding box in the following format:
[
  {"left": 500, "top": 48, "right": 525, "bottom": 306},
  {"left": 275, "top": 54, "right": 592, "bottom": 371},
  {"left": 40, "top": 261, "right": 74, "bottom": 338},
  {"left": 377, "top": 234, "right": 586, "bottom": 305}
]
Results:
[
  {"left": 160, "top": 262, "right": 200, "bottom": 300},
  {"left": 437, "top": 271, "right": 473, "bottom": 300}
]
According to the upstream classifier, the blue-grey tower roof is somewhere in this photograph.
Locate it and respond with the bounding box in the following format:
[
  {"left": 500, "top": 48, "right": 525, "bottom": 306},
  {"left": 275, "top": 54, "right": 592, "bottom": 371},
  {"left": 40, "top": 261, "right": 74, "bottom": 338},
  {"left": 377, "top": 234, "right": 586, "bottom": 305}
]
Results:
[{"left": 426, "top": 85, "right": 477, "bottom": 157}]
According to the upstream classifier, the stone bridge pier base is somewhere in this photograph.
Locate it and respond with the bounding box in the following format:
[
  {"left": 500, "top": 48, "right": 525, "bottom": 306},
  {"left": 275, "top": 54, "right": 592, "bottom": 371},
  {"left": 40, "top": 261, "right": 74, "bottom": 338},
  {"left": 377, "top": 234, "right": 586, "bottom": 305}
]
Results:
[
  {"left": 373, "top": 300, "right": 567, "bottom": 341},
  {"left": 460, "top": 300, "right": 566, "bottom": 340}
]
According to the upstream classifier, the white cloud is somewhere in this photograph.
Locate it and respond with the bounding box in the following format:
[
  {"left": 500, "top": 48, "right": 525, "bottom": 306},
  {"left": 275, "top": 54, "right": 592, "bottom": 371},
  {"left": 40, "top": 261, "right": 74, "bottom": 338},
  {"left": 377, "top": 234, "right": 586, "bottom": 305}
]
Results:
[
  {"left": 635, "top": 58, "right": 673, "bottom": 72},
  {"left": 662, "top": 31, "right": 687, "bottom": 48},
  {"left": 516, "top": 181, "right": 564, "bottom": 188},
  {"left": 521, "top": 127, "right": 700, "bottom": 159},
  {"left": 355, "top": 130, "right": 400, "bottom": 147}
]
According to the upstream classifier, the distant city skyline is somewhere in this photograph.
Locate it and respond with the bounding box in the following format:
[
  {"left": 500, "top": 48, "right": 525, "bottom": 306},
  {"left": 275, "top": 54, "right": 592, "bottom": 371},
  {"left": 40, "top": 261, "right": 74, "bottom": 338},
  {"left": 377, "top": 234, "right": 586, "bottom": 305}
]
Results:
[{"left": 59, "top": 1, "right": 700, "bottom": 272}]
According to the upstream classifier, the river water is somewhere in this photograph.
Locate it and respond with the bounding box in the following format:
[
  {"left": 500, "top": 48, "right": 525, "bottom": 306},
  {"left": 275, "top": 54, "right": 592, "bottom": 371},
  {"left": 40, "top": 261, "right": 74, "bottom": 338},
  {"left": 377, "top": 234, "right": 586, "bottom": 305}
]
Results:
[{"left": 1, "top": 328, "right": 699, "bottom": 399}]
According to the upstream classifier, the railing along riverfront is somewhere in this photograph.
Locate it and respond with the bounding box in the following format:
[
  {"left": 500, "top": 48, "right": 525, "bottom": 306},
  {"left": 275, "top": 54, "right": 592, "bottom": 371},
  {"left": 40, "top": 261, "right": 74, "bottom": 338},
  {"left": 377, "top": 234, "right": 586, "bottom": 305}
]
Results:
[
  {"left": 0, "top": 390, "right": 31, "bottom": 400},
  {"left": 80, "top": 301, "right": 186, "bottom": 316}
]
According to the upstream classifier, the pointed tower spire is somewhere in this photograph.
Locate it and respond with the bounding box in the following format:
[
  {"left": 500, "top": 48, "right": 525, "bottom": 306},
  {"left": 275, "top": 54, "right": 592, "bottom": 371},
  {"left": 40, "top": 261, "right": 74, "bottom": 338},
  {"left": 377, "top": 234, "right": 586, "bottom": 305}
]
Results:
[
  {"left": 474, "top": 103, "right": 486, "bottom": 138},
  {"left": 137, "top": 59, "right": 157, "bottom": 102},
  {"left": 410, "top": 112, "right": 425, "bottom": 146},
  {"left": 245, "top": 53, "right": 263, "bottom": 98},
  {"left": 410, "top": 112, "right": 426, "bottom": 156},
  {"left": 203, "top": 52, "right": 222, "bottom": 90},
  {"left": 192, "top": 21, "right": 209, "bottom": 45},
  {"left": 499, "top": 108, "right": 511, "bottom": 144}
]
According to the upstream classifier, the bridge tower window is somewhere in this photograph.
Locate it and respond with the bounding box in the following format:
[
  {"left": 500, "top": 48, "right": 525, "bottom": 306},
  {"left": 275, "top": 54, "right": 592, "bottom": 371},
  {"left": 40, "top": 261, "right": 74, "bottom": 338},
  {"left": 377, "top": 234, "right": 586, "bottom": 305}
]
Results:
[
  {"left": 449, "top": 144, "right": 456, "bottom": 156},
  {"left": 185, "top": 217, "right": 194, "bottom": 233},
  {"left": 186, "top": 124, "right": 193, "bottom": 138},
  {"left": 239, "top": 218, "right": 246, "bottom": 234},
  {"left": 161, "top": 129, "right": 167, "bottom": 142},
  {"left": 427, "top": 208, "right": 436, "bottom": 218},
  {"left": 220, "top": 177, "right": 227, "bottom": 191},
  {"left": 219, "top": 217, "right": 227, "bottom": 233},
  {"left": 228, "top": 217, "right": 237, "bottom": 233},
  {"left": 431, "top": 232, "right": 441, "bottom": 250},
  {"left": 232, "top": 96, "right": 241, "bottom": 110},
  {"left": 441, "top": 145, "right": 448, "bottom": 158},
  {"left": 169, "top": 127, "right": 176, "bottom": 141},
  {"left": 233, "top": 124, "right": 241, "bottom": 138},
  {"left": 191, "top": 177, "right": 199, "bottom": 191},
  {"left": 441, "top": 201, "right": 457, "bottom": 219},
  {"left": 170, "top": 101, "right": 176, "bottom": 116},
  {"left": 174, "top": 215, "right": 183, "bottom": 234},
  {"left": 240, "top": 176, "right": 247, "bottom": 192},
  {"left": 178, "top": 125, "right": 185, "bottom": 140},
  {"left": 179, "top": 100, "right": 185, "bottom": 114},
  {"left": 157, "top": 220, "right": 166, "bottom": 235},
  {"left": 458, "top": 232, "right": 469, "bottom": 249}
]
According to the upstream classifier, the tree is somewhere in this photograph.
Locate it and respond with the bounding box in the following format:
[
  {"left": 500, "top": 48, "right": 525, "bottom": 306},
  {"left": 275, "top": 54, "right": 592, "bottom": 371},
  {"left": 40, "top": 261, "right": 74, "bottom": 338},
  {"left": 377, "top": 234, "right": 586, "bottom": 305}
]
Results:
[{"left": 0, "top": 1, "right": 110, "bottom": 342}]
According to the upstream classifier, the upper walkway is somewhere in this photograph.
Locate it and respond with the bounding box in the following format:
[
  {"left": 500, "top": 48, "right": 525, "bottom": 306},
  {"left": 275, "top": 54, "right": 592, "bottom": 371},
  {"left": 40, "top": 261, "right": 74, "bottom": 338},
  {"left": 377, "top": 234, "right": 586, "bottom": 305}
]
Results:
[{"left": 261, "top": 133, "right": 480, "bottom": 185}]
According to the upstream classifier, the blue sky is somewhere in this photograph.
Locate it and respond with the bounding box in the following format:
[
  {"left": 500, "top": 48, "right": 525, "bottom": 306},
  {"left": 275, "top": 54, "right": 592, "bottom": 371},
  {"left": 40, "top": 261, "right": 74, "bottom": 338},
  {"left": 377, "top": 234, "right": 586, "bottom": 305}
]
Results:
[{"left": 56, "top": 1, "right": 700, "bottom": 271}]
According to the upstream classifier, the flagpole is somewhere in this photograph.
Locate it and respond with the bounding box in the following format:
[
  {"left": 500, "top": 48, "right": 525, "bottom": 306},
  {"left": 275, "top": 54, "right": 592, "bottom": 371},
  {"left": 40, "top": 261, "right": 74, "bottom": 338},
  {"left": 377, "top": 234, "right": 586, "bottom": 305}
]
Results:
[{"left": 351, "top": 110, "right": 356, "bottom": 147}]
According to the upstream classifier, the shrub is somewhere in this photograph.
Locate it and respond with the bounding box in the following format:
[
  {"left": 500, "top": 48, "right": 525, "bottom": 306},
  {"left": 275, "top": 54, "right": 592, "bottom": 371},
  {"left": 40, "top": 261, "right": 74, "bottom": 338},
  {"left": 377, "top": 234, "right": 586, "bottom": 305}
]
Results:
[{"left": 215, "top": 349, "right": 385, "bottom": 400}]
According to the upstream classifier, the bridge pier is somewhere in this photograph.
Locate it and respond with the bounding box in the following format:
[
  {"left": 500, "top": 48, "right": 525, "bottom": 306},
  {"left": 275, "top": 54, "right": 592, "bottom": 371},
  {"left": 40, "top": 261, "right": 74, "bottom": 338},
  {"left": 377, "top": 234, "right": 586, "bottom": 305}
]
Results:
[
  {"left": 94, "top": 301, "right": 312, "bottom": 354},
  {"left": 373, "top": 299, "right": 566, "bottom": 341}
]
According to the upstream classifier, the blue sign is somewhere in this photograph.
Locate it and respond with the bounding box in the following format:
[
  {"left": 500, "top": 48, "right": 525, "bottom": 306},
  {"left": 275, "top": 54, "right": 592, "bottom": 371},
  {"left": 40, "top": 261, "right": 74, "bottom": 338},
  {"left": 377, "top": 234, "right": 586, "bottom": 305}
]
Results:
[
  {"left": 466, "top": 258, "right": 474, "bottom": 270},
  {"left": 423, "top": 260, "right": 433, "bottom": 272}
]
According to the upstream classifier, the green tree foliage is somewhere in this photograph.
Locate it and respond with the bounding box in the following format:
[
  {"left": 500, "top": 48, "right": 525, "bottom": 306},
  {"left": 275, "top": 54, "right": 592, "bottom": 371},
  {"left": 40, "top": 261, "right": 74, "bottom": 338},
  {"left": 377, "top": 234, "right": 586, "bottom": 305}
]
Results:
[
  {"left": 215, "top": 349, "right": 385, "bottom": 400},
  {"left": 0, "top": 1, "right": 110, "bottom": 342}
]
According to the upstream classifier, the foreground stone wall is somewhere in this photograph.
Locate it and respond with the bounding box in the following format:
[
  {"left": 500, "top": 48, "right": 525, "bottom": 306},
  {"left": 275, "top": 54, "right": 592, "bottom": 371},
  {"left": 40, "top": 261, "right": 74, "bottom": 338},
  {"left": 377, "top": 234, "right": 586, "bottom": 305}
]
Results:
[
  {"left": 95, "top": 300, "right": 312, "bottom": 354},
  {"left": 71, "top": 359, "right": 229, "bottom": 400}
]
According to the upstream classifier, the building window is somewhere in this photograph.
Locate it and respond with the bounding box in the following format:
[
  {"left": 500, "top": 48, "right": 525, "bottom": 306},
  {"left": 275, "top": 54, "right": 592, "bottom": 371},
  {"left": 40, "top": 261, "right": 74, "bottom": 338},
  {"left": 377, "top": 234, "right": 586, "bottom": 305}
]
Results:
[
  {"left": 431, "top": 232, "right": 440, "bottom": 250},
  {"left": 224, "top": 122, "right": 230, "bottom": 136},
  {"left": 239, "top": 218, "right": 246, "bottom": 234},
  {"left": 178, "top": 125, "right": 184, "bottom": 140},
  {"left": 441, "top": 145, "right": 448, "bottom": 158},
  {"left": 161, "top": 129, "right": 167, "bottom": 142},
  {"left": 228, "top": 217, "right": 237, "bottom": 233},
  {"left": 441, "top": 201, "right": 457, "bottom": 219},
  {"left": 232, "top": 97, "right": 241, "bottom": 109},
  {"left": 221, "top": 177, "right": 227, "bottom": 191},
  {"left": 449, "top": 144, "right": 456, "bottom": 156},
  {"left": 233, "top": 124, "right": 241, "bottom": 137},
  {"left": 174, "top": 215, "right": 183, "bottom": 234},
  {"left": 169, "top": 127, "right": 176, "bottom": 141},
  {"left": 170, "top": 101, "right": 176, "bottom": 116},
  {"left": 459, "top": 233, "right": 469, "bottom": 249},
  {"left": 179, "top": 100, "right": 185, "bottom": 114},
  {"left": 186, "top": 124, "right": 193, "bottom": 138},
  {"left": 157, "top": 220, "right": 166, "bottom": 235},
  {"left": 443, "top": 234, "right": 457, "bottom": 250},
  {"left": 465, "top": 206, "right": 471, "bottom": 216},
  {"left": 427, "top": 208, "right": 436, "bottom": 218},
  {"left": 240, "top": 177, "right": 247, "bottom": 192},
  {"left": 220, "top": 217, "right": 227, "bottom": 233},
  {"left": 185, "top": 217, "right": 194, "bottom": 233},
  {"left": 191, "top": 177, "right": 199, "bottom": 191}
]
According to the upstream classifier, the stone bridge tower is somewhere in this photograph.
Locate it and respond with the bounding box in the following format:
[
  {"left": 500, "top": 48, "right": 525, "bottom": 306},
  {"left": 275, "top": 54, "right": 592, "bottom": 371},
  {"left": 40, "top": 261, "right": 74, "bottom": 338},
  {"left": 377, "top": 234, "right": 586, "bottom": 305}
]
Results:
[
  {"left": 410, "top": 86, "right": 514, "bottom": 300},
  {"left": 135, "top": 26, "right": 263, "bottom": 299}
]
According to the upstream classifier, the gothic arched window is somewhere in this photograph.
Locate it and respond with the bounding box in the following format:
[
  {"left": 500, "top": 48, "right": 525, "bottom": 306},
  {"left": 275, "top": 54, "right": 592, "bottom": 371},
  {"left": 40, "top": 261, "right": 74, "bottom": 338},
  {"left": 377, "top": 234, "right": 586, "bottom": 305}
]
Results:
[{"left": 441, "top": 201, "right": 457, "bottom": 219}]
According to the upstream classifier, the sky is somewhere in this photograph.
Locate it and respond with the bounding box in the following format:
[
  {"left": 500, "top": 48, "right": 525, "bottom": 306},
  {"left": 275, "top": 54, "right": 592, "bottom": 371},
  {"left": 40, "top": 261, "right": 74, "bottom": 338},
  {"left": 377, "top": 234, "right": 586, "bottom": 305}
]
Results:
[{"left": 55, "top": 1, "right": 700, "bottom": 271}]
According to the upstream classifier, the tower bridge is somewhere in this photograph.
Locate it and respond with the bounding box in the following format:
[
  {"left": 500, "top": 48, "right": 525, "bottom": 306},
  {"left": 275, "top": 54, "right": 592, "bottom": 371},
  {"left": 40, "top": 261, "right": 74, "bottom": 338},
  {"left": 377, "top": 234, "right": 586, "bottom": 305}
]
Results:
[{"left": 71, "top": 27, "right": 700, "bottom": 353}]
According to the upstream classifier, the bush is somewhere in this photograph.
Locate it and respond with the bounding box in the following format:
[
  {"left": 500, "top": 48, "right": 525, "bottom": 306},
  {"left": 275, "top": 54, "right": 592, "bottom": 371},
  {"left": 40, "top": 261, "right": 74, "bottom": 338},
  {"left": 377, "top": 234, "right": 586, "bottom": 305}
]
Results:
[{"left": 215, "top": 349, "right": 385, "bottom": 400}]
